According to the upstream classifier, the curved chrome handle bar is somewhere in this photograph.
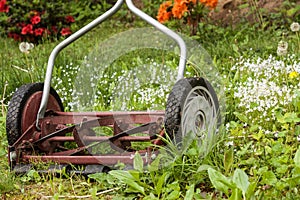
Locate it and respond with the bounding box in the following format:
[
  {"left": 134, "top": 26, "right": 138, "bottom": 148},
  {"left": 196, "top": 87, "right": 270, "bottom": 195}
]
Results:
[{"left": 36, "top": 0, "right": 187, "bottom": 128}]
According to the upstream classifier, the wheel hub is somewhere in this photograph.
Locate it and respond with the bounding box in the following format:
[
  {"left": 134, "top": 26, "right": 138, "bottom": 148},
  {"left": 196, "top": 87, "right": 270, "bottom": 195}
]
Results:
[{"left": 181, "top": 86, "right": 216, "bottom": 140}]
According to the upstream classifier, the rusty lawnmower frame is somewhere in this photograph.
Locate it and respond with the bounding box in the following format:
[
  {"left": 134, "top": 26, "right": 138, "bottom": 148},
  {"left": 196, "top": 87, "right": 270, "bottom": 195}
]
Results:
[{"left": 6, "top": 0, "right": 220, "bottom": 174}]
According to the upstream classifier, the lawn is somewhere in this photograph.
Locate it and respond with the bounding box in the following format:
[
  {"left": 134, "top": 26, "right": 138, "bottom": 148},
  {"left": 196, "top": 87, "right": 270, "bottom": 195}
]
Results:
[{"left": 1, "top": 0, "right": 300, "bottom": 199}]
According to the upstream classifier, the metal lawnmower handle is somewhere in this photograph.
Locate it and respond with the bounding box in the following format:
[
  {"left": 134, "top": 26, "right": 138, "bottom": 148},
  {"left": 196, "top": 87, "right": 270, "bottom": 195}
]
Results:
[{"left": 36, "top": 0, "right": 187, "bottom": 129}]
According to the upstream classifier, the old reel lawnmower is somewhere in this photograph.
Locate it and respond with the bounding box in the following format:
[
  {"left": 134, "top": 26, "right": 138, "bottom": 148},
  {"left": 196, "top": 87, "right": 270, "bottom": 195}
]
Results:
[{"left": 6, "top": 0, "right": 221, "bottom": 174}]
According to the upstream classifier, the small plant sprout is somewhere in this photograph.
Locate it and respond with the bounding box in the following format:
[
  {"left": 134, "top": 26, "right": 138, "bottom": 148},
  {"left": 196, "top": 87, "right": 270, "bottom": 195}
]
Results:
[{"left": 19, "top": 42, "right": 34, "bottom": 53}]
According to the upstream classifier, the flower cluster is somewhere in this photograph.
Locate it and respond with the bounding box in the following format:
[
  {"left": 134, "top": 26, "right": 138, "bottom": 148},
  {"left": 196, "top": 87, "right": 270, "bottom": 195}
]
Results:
[
  {"left": 157, "top": 0, "right": 218, "bottom": 22},
  {"left": 227, "top": 54, "right": 300, "bottom": 129},
  {"left": 0, "top": 1, "right": 75, "bottom": 43},
  {"left": 157, "top": 0, "right": 218, "bottom": 35}
]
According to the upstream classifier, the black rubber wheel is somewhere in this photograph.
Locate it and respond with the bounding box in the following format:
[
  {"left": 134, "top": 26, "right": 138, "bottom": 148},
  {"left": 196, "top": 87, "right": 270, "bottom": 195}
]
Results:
[
  {"left": 6, "top": 83, "right": 64, "bottom": 146},
  {"left": 164, "top": 77, "right": 220, "bottom": 143}
]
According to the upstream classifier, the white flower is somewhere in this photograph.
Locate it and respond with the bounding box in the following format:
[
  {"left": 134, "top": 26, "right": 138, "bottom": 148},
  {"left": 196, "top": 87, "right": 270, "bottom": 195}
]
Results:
[
  {"left": 225, "top": 141, "right": 234, "bottom": 147},
  {"left": 19, "top": 42, "right": 34, "bottom": 53},
  {"left": 290, "top": 22, "right": 300, "bottom": 32},
  {"left": 277, "top": 41, "right": 288, "bottom": 56}
]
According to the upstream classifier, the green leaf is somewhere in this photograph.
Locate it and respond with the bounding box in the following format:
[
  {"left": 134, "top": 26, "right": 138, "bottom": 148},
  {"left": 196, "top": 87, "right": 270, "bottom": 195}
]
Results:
[
  {"left": 164, "top": 181, "right": 181, "bottom": 200},
  {"left": 262, "top": 171, "right": 277, "bottom": 186},
  {"left": 284, "top": 175, "right": 300, "bottom": 187},
  {"left": 155, "top": 171, "right": 169, "bottom": 196},
  {"left": 224, "top": 148, "right": 234, "bottom": 174},
  {"left": 229, "top": 188, "right": 242, "bottom": 200},
  {"left": 184, "top": 184, "right": 195, "bottom": 200},
  {"left": 148, "top": 154, "right": 163, "bottom": 172},
  {"left": 233, "top": 169, "right": 249, "bottom": 196},
  {"left": 234, "top": 112, "right": 247, "bottom": 123},
  {"left": 143, "top": 193, "right": 158, "bottom": 200},
  {"left": 232, "top": 44, "right": 239, "bottom": 55},
  {"left": 109, "top": 170, "right": 145, "bottom": 195},
  {"left": 134, "top": 152, "right": 144, "bottom": 172},
  {"left": 294, "top": 146, "right": 300, "bottom": 168},
  {"left": 277, "top": 112, "right": 300, "bottom": 124},
  {"left": 197, "top": 164, "right": 212, "bottom": 172},
  {"left": 287, "top": 5, "right": 300, "bottom": 17},
  {"left": 208, "top": 168, "right": 233, "bottom": 195},
  {"left": 246, "top": 182, "right": 257, "bottom": 199},
  {"left": 129, "top": 170, "right": 140, "bottom": 182},
  {"left": 0, "top": 117, "right": 6, "bottom": 122},
  {"left": 166, "top": 190, "right": 181, "bottom": 200},
  {"left": 251, "top": 130, "right": 264, "bottom": 141}
]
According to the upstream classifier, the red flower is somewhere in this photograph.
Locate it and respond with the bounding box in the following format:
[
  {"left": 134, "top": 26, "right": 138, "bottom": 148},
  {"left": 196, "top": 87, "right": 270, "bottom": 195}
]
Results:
[
  {"left": 60, "top": 27, "right": 71, "bottom": 36},
  {"left": 34, "top": 28, "right": 44, "bottom": 36},
  {"left": 65, "top": 15, "right": 75, "bottom": 23},
  {"left": 0, "top": 0, "right": 9, "bottom": 13},
  {"left": 31, "top": 15, "right": 41, "bottom": 25},
  {"left": 51, "top": 26, "right": 58, "bottom": 33},
  {"left": 8, "top": 32, "right": 21, "bottom": 41},
  {"left": 21, "top": 24, "right": 33, "bottom": 35}
]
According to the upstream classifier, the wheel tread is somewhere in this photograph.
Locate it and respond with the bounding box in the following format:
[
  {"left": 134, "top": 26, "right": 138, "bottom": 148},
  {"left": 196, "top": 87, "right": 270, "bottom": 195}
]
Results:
[{"left": 6, "top": 83, "right": 63, "bottom": 146}]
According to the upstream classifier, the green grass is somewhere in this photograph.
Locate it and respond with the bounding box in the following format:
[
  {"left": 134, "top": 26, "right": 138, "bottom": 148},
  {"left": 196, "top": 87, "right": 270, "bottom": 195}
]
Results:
[{"left": 1, "top": 9, "right": 300, "bottom": 199}]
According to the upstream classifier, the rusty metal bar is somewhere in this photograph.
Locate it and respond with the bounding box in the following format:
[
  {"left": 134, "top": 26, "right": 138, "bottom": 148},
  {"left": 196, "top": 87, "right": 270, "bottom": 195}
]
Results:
[
  {"left": 23, "top": 154, "right": 148, "bottom": 165},
  {"left": 47, "top": 136, "right": 151, "bottom": 142}
]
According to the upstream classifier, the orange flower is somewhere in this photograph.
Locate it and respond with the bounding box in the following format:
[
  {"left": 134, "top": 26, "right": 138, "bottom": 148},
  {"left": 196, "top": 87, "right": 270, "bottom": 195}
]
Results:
[
  {"left": 172, "top": 0, "right": 188, "bottom": 19},
  {"left": 200, "top": 0, "right": 218, "bottom": 9},
  {"left": 157, "top": 1, "right": 172, "bottom": 23}
]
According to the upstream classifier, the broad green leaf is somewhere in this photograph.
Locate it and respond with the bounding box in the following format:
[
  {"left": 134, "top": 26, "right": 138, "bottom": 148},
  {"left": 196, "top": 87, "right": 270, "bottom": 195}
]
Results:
[
  {"left": 197, "top": 164, "right": 212, "bottom": 172},
  {"left": 164, "top": 181, "right": 181, "bottom": 200},
  {"left": 233, "top": 169, "right": 249, "bottom": 196},
  {"left": 148, "top": 154, "right": 163, "bottom": 172},
  {"left": 292, "top": 166, "right": 300, "bottom": 176},
  {"left": 287, "top": 5, "right": 300, "bottom": 16},
  {"left": 294, "top": 146, "right": 300, "bottom": 167},
  {"left": 229, "top": 188, "right": 242, "bottom": 200},
  {"left": 156, "top": 171, "right": 170, "bottom": 196},
  {"left": 133, "top": 152, "right": 143, "bottom": 172},
  {"left": 129, "top": 170, "right": 140, "bottom": 182},
  {"left": 277, "top": 112, "right": 300, "bottom": 124},
  {"left": 246, "top": 182, "right": 257, "bottom": 199},
  {"left": 233, "top": 112, "right": 247, "bottom": 123},
  {"left": 284, "top": 175, "right": 300, "bottom": 187},
  {"left": 257, "top": 166, "right": 268, "bottom": 175},
  {"left": 262, "top": 171, "right": 277, "bottom": 186},
  {"left": 208, "top": 168, "right": 233, "bottom": 195},
  {"left": 224, "top": 148, "right": 234, "bottom": 174},
  {"left": 184, "top": 184, "right": 195, "bottom": 200},
  {"left": 166, "top": 190, "right": 181, "bottom": 200},
  {"left": 251, "top": 131, "right": 264, "bottom": 141},
  {"left": 109, "top": 170, "right": 145, "bottom": 195}
]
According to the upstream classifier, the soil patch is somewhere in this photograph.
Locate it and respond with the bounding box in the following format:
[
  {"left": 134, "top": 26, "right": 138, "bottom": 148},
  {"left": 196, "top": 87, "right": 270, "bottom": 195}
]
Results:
[{"left": 211, "top": 0, "right": 300, "bottom": 26}]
